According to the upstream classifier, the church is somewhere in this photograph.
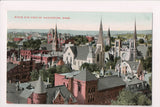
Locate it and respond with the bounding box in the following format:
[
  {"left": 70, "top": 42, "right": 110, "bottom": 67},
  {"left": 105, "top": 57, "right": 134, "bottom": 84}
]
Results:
[{"left": 63, "top": 20, "right": 106, "bottom": 70}]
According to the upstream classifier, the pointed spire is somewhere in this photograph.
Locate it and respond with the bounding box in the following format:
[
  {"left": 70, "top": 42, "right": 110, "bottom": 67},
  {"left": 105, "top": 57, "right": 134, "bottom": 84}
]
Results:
[
  {"left": 108, "top": 27, "right": 111, "bottom": 38},
  {"left": 134, "top": 19, "right": 137, "bottom": 40},
  {"left": 34, "top": 76, "right": 46, "bottom": 94},
  {"left": 97, "top": 19, "right": 103, "bottom": 44}
]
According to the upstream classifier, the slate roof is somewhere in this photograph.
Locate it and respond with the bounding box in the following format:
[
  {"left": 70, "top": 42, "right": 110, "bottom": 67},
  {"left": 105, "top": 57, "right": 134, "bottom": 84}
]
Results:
[
  {"left": 40, "top": 43, "right": 53, "bottom": 50},
  {"left": 34, "top": 76, "right": 46, "bottom": 94},
  {"left": 47, "top": 85, "right": 77, "bottom": 104},
  {"left": 125, "top": 77, "right": 144, "bottom": 85},
  {"left": 137, "top": 45, "right": 148, "bottom": 58},
  {"left": 7, "top": 63, "right": 17, "bottom": 72},
  {"left": 7, "top": 83, "right": 27, "bottom": 104},
  {"left": 69, "top": 46, "right": 93, "bottom": 60},
  {"left": 7, "top": 83, "right": 76, "bottom": 104},
  {"left": 74, "top": 69, "right": 97, "bottom": 81},
  {"left": 60, "top": 70, "right": 81, "bottom": 78},
  {"left": 98, "top": 75, "right": 126, "bottom": 91}
]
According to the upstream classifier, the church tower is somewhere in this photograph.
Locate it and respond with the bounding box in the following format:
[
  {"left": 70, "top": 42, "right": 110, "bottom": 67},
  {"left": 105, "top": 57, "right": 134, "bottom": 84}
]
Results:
[
  {"left": 133, "top": 20, "right": 137, "bottom": 61},
  {"left": 47, "top": 28, "right": 54, "bottom": 44},
  {"left": 52, "top": 24, "right": 59, "bottom": 51},
  {"left": 129, "top": 20, "right": 137, "bottom": 61},
  {"left": 95, "top": 19, "right": 105, "bottom": 69},
  {"left": 32, "top": 76, "right": 47, "bottom": 104},
  {"left": 106, "top": 27, "right": 111, "bottom": 47}
]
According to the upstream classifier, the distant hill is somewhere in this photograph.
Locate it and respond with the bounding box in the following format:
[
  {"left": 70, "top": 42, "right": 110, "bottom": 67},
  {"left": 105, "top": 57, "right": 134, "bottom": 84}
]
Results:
[{"left": 7, "top": 29, "right": 152, "bottom": 36}]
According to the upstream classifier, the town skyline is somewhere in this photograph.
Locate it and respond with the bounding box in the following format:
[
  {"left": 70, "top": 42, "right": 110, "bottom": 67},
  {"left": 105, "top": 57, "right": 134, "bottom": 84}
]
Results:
[{"left": 8, "top": 11, "right": 152, "bottom": 31}]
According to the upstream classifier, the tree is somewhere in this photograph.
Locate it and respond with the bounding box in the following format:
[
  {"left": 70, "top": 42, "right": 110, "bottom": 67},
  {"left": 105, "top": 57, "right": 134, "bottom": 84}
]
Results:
[
  {"left": 141, "top": 57, "right": 152, "bottom": 72},
  {"left": 111, "top": 89, "right": 151, "bottom": 105},
  {"left": 7, "top": 42, "right": 18, "bottom": 48},
  {"left": 105, "top": 45, "right": 111, "bottom": 52},
  {"left": 30, "top": 70, "right": 39, "bottom": 81},
  {"left": 139, "top": 39, "right": 144, "bottom": 44},
  {"left": 80, "top": 63, "right": 99, "bottom": 72},
  {"left": 56, "top": 65, "right": 71, "bottom": 73},
  {"left": 23, "top": 39, "right": 41, "bottom": 50}
]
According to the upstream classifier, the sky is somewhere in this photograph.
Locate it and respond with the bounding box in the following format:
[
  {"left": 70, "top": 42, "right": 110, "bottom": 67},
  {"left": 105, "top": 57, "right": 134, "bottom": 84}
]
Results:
[{"left": 8, "top": 11, "right": 152, "bottom": 31}]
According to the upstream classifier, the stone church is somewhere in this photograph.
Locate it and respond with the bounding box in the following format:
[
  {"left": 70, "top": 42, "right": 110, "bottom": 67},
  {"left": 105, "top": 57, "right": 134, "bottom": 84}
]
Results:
[{"left": 63, "top": 20, "right": 106, "bottom": 70}]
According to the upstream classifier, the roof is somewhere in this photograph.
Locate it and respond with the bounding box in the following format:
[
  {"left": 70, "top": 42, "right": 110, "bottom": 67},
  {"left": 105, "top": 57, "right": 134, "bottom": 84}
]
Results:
[
  {"left": 98, "top": 75, "right": 126, "bottom": 91},
  {"left": 34, "top": 76, "right": 46, "bottom": 94},
  {"left": 74, "top": 69, "right": 97, "bottom": 81},
  {"left": 60, "top": 70, "right": 81, "bottom": 78},
  {"left": 7, "top": 83, "right": 27, "bottom": 104},
  {"left": 57, "top": 59, "right": 65, "bottom": 66},
  {"left": 40, "top": 43, "right": 53, "bottom": 51},
  {"left": 69, "top": 46, "right": 93, "bottom": 60},
  {"left": 47, "top": 85, "right": 77, "bottom": 104},
  {"left": 7, "top": 63, "right": 17, "bottom": 72},
  {"left": 137, "top": 45, "right": 148, "bottom": 58},
  {"left": 125, "top": 77, "right": 144, "bottom": 85}
]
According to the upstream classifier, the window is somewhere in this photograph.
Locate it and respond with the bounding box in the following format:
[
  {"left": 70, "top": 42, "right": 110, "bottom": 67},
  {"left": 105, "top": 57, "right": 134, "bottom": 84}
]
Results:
[
  {"left": 97, "top": 54, "right": 99, "bottom": 62},
  {"left": 78, "top": 82, "right": 81, "bottom": 92},
  {"left": 68, "top": 53, "right": 70, "bottom": 55}
]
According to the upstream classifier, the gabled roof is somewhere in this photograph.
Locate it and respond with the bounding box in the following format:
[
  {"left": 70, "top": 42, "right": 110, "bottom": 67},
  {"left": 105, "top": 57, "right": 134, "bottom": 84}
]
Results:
[
  {"left": 74, "top": 69, "right": 97, "bottom": 81},
  {"left": 68, "top": 46, "right": 92, "bottom": 60},
  {"left": 47, "top": 85, "right": 77, "bottom": 104},
  {"left": 98, "top": 75, "right": 126, "bottom": 91},
  {"left": 34, "top": 76, "right": 46, "bottom": 94}
]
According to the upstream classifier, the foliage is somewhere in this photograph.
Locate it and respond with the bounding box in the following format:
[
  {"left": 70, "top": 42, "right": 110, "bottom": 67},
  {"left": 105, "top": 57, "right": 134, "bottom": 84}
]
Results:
[
  {"left": 105, "top": 45, "right": 111, "bottom": 52},
  {"left": 80, "top": 63, "right": 99, "bottom": 72},
  {"left": 139, "top": 39, "right": 144, "bottom": 44},
  {"left": 105, "top": 57, "right": 120, "bottom": 70},
  {"left": 56, "top": 65, "right": 71, "bottom": 73},
  {"left": 30, "top": 65, "right": 71, "bottom": 85},
  {"left": 111, "top": 89, "right": 151, "bottom": 105},
  {"left": 23, "top": 39, "right": 41, "bottom": 50},
  {"left": 147, "top": 46, "right": 152, "bottom": 57},
  {"left": 149, "top": 76, "right": 152, "bottom": 92},
  {"left": 71, "top": 35, "right": 88, "bottom": 45},
  {"left": 30, "top": 70, "right": 39, "bottom": 81},
  {"left": 141, "top": 57, "right": 152, "bottom": 72},
  {"left": 7, "top": 42, "right": 18, "bottom": 48}
]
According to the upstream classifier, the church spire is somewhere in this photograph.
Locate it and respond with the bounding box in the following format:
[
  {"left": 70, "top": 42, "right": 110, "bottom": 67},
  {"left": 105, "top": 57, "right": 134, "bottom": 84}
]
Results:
[
  {"left": 134, "top": 20, "right": 137, "bottom": 40},
  {"left": 97, "top": 19, "right": 103, "bottom": 45},
  {"left": 108, "top": 27, "right": 111, "bottom": 38}
]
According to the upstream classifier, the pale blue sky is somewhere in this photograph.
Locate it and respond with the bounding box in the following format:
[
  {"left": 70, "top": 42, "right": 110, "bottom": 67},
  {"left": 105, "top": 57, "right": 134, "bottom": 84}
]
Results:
[{"left": 8, "top": 11, "right": 152, "bottom": 31}]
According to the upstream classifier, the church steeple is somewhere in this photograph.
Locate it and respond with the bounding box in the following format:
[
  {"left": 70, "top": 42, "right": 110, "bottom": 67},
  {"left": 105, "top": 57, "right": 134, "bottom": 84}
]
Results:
[
  {"left": 108, "top": 27, "right": 111, "bottom": 38},
  {"left": 97, "top": 19, "right": 104, "bottom": 45},
  {"left": 134, "top": 20, "right": 137, "bottom": 40},
  {"left": 53, "top": 24, "right": 58, "bottom": 51}
]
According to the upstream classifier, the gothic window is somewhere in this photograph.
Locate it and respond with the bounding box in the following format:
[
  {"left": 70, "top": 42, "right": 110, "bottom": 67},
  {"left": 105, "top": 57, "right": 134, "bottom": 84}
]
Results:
[
  {"left": 116, "top": 42, "right": 119, "bottom": 47},
  {"left": 97, "top": 54, "right": 99, "bottom": 62},
  {"left": 131, "top": 42, "right": 134, "bottom": 48}
]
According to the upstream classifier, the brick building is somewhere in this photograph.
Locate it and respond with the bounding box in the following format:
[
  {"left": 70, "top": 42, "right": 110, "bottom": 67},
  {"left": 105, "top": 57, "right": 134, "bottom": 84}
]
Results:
[
  {"left": 7, "top": 60, "right": 42, "bottom": 83},
  {"left": 54, "top": 69, "right": 126, "bottom": 104}
]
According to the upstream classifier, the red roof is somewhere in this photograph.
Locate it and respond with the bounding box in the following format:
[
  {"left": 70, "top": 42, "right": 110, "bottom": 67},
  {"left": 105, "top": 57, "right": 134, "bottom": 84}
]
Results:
[{"left": 57, "top": 59, "right": 65, "bottom": 66}]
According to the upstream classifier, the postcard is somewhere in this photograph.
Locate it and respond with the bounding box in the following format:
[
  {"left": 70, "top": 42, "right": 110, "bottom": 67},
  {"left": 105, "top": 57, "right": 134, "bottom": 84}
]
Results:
[{"left": 6, "top": 10, "right": 152, "bottom": 105}]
